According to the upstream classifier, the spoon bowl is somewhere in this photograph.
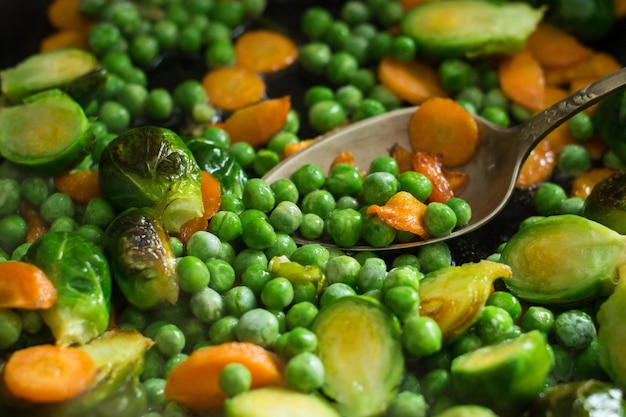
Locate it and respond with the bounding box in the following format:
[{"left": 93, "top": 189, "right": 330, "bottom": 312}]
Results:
[{"left": 263, "top": 67, "right": 626, "bottom": 251}]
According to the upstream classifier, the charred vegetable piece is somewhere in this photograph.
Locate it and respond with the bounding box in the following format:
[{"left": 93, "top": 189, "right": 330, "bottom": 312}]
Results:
[
  {"left": 401, "top": 0, "right": 543, "bottom": 58},
  {"left": 186, "top": 138, "right": 248, "bottom": 198},
  {"left": 597, "top": 276, "right": 626, "bottom": 389},
  {"left": 104, "top": 207, "right": 179, "bottom": 310},
  {"left": 0, "top": 329, "right": 154, "bottom": 417},
  {"left": 583, "top": 169, "right": 626, "bottom": 234},
  {"left": 225, "top": 387, "right": 341, "bottom": 417},
  {"left": 451, "top": 330, "right": 554, "bottom": 416},
  {"left": 99, "top": 126, "right": 203, "bottom": 233},
  {"left": 0, "top": 48, "right": 104, "bottom": 103},
  {"left": 22, "top": 231, "right": 111, "bottom": 346},
  {"left": 501, "top": 214, "right": 624, "bottom": 305},
  {"left": 529, "top": 379, "right": 626, "bottom": 417},
  {"left": 0, "top": 90, "right": 92, "bottom": 176},
  {"left": 311, "top": 295, "right": 404, "bottom": 417},
  {"left": 418, "top": 260, "right": 512, "bottom": 343}
]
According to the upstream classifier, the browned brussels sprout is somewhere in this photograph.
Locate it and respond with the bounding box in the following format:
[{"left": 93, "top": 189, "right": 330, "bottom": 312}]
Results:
[
  {"left": 103, "top": 207, "right": 179, "bottom": 310},
  {"left": 583, "top": 169, "right": 626, "bottom": 234},
  {"left": 98, "top": 126, "right": 203, "bottom": 233}
]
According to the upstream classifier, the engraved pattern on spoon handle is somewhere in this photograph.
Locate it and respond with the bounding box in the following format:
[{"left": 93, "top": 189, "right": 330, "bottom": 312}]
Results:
[{"left": 517, "top": 67, "right": 626, "bottom": 152}]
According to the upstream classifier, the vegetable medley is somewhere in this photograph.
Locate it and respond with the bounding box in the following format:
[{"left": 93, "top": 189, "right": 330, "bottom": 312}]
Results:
[{"left": 4, "top": 0, "right": 626, "bottom": 416}]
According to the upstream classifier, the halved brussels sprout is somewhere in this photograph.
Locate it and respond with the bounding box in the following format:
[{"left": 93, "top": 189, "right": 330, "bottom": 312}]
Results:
[
  {"left": 99, "top": 126, "right": 203, "bottom": 233},
  {"left": 0, "top": 90, "right": 92, "bottom": 176},
  {"left": 225, "top": 387, "right": 341, "bottom": 417},
  {"left": 418, "top": 260, "right": 512, "bottom": 343},
  {"left": 451, "top": 330, "right": 554, "bottom": 416},
  {"left": 501, "top": 214, "right": 624, "bottom": 305},
  {"left": 22, "top": 231, "right": 111, "bottom": 346},
  {"left": 583, "top": 169, "right": 626, "bottom": 234},
  {"left": 311, "top": 295, "right": 404, "bottom": 417},
  {"left": 597, "top": 277, "right": 626, "bottom": 390},
  {"left": 104, "top": 207, "right": 179, "bottom": 311},
  {"left": 0, "top": 48, "right": 104, "bottom": 103}
]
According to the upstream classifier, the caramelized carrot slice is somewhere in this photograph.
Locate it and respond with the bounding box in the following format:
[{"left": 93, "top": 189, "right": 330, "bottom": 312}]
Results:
[
  {"left": 391, "top": 143, "right": 415, "bottom": 173},
  {"left": 221, "top": 96, "right": 291, "bottom": 148},
  {"left": 545, "top": 52, "right": 622, "bottom": 86},
  {"left": 616, "top": 0, "right": 626, "bottom": 18},
  {"left": 40, "top": 30, "right": 89, "bottom": 52},
  {"left": 20, "top": 201, "right": 49, "bottom": 243},
  {"left": 0, "top": 261, "right": 57, "bottom": 310},
  {"left": 378, "top": 56, "right": 447, "bottom": 105},
  {"left": 331, "top": 151, "right": 355, "bottom": 168},
  {"left": 165, "top": 342, "right": 285, "bottom": 411},
  {"left": 571, "top": 167, "right": 615, "bottom": 198},
  {"left": 526, "top": 23, "right": 593, "bottom": 69},
  {"left": 498, "top": 50, "right": 546, "bottom": 113},
  {"left": 202, "top": 66, "right": 266, "bottom": 112},
  {"left": 47, "top": 0, "right": 92, "bottom": 31},
  {"left": 283, "top": 138, "right": 317, "bottom": 158},
  {"left": 366, "top": 191, "right": 430, "bottom": 238},
  {"left": 515, "top": 137, "right": 556, "bottom": 189},
  {"left": 4, "top": 344, "right": 97, "bottom": 403},
  {"left": 178, "top": 171, "right": 221, "bottom": 246},
  {"left": 53, "top": 170, "right": 102, "bottom": 204},
  {"left": 234, "top": 29, "right": 298, "bottom": 74},
  {"left": 412, "top": 151, "right": 455, "bottom": 202},
  {"left": 408, "top": 97, "right": 479, "bottom": 167}
]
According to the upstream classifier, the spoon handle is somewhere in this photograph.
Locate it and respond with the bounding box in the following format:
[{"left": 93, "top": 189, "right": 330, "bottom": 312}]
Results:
[{"left": 517, "top": 67, "right": 626, "bottom": 147}]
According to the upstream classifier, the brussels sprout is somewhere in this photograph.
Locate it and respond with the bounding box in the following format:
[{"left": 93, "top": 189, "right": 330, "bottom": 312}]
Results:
[
  {"left": 501, "top": 215, "right": 624, "bottom": 305},
  {"left": 0, "top": 329, "right": 153, "bottom": 417},
  {"left": 597, "top": 278, "right": 626, "bottom": 389},
  {"left": 594, "top": 91, "right": 626, "bottom": 162},
  {"left": 529, "top": 379, "right": 626, "bottom": 417},
  {"left": 186, "top": 138, "right": 248, "bottom": 197},
  {"left": 583, "top": 169, "right": 626, "bottom": 234},
  {"left": 104, "top": 207, "right": 179, "bottom": 310},
  {"left": 401, "top": 0, "right": 543, "bottom": 58},
  {"left": 311, "top": 295, "right": 404, "bottom": 417},
  {"left": 418, "top": 260, "right": 512, "bottom": 343},
  {"left": 99, "top": 126, "right": 203, "bottom": 233},
  {"left": 543, "top": 0, "right": 615, "bottom": 42},
  {"left": 225, "top": 387, "right": 340, "bottom": 417},
  {"left": 22, "top": 231, "right": 111, "bottom": 346},
  {"left": 451, "top": 330, "right": 554, "bottom": 416},
  {"left": 0, "top": 90, "right": 92, "bottom": 176},
  {"left": 0, "top": 48, "right": 105, "bottom": 103}
]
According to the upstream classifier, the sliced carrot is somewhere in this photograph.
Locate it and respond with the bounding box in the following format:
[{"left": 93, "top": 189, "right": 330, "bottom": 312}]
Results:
[
  {"left": 616, "top": 0, "right": 626, "bottom": 19},
  {"left": 165, "top": 341, "right": 285, "bottom": 411},
  {"left": 283, "top": 138, "right": 317, "bottom": 158},
  {"left": 331, "top": 151, "right": 355, "bottom": 168},
  {"left": 20, "top": 201, "right": 49, "bottom": 243},
  {"left": 377, "top": 56, "right": 447, "bottom": 105},
  {"left": 543, "top": 85, "right": 568, "bottom": 107},
  {"left": 40, "top": 29, "right": 89, "bottom": 52},
  {"left": 221, "top": 96, "right": 291, "bottom": 148},
  {"left": 412, "top": 151, "right": 455, "bottom": 202},
  {"left": 408, "top": 97, "right": 479, "bottom": 167},
  {"left": 366, "top": 191, "right": 430, "bottom": 239},
  {"left": 498, "top": 50, "right": 546, "bottom": 113},
  {"left": 526, "top": 23, "right": 593, "bottom": 69},
  {"left": 391, "top": 143, "right": 415, "bottom": 173},
  {"left": 53, "top": 170, "right": 102, "bottom": 204},
  {"left": 47, "top": 0, "right": 92, "bottom": 31},
  {"left": 443, "top": 170, "right": 469, "bottom": 195},
  {"left": 178, "top": 171, "right": 222, "bottom": 246},
  {"left": 3, "top": 344, "right": 97, "bottom": 403},
  {"left": 234, "top": 29, "right": 298, "bottom": 74},
  {"left": 571, "top": 167, "right": 615, "bottom": 198},
  {"left": 545, "top": 52, "right": 622, "bottom": 87},
  {"left": 202, "top": 66, "right": 266, "bottom": 112},
  {"left": 0, "top": 261, "right": 57, "bottom": 310},
  {"left": 515, "top": 137, "right": 556, "bottom": 189}
]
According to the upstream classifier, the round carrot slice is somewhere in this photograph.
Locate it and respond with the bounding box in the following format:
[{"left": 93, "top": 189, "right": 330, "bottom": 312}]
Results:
[
  {"left": 4, "top": 344, "right": 97, "bottom": 403},
  {"left": 202, "top": 66, "right": 266, "bottom": 111},
  {"left": 0, "top": 261, "right": 56, "bottom": 310},
  {"left": 234, "top": 29, "right": 298, "bottom": 74}
]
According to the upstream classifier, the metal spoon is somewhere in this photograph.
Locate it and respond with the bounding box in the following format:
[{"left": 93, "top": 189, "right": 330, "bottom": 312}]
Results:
[{"left": 263, "top": 67, "right": 626, "bottom": 251}]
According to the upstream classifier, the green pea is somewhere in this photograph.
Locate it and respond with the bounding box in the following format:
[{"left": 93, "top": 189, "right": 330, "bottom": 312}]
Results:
[
  {"left": 389, "top": 35, "right": 416, "bottom": 62},
  {"left": 270, "top": 178, "right": 299, "bottom": 204},
  {"left": 424, "top": 202, "right": 457, "bottom": 237},
  {"left": 0, "top": 309, "right": 22, "bottom": 350},
  {"left": 290, "top": 244, "right": 329, "bottom": 269},
  {"left": 241, "top": 217, "right": 277, "bottom": 250},
  {"left": 0, "top": 179, "right": 20, "bottom": 216},
  {"left": 421, "top": 368, "right": 451, "bottom": 404},
  {"left": 186, "top": 231, "right": 222, "bottom": 262},
  {"left": 325, "top": 255, "right": 361, "bottom": 287},
  {"left": 480, "top": 106, "right": 510, "bottom": 127},
  {"left": 533, "top": 182, "right": 567, "bottom": 215},
  {"left": 483, "top": 87, "right": 509, "bottom": 109},
  {"left": 335, "top": 84, "right": 363, "bottom": 112},
  {"left": 240, "top": 264, "right": 271, "bottom": 296},
  {"left": 20, "top": 176, "right": 50, "bottom": 207},
  {"left": 40, "top": 192, "right": 74, "bottom": 223},
  {"left": 145, "top": 88, "right": 174, "bottom": 121},
  {"left": 384, "top": 285, "right": 420, "bottom": 322},
  {"left": 209, "top": 0, "right": 244, "bottom": 28},
  {"left": 368, "top": 31, "right": 393, "bottom": 61},
  {"left": 177, "top": 255, "right": 211, "bottom": 293},
  {"left": 308, "top": 100, "right": 346, "bottom": 134},
  {"left": 299, "top": 213, "right": 325, "bottom": 240},
  {"left": 252, "top": 149, "right": 281, "bottom": 177},
  {"left": 301, "top": 190, "right": 336, "bottom": 219},
  {"left": 301, "top": 7, "right": 333, "bottom": 40},
  {"left": 143, "top": 378, "right": 168, "bottom": 409},
  {"left": 291, "top": 163, "right": 326, "bottom": 195},
  {"left": 326, "top": 208, "right": 363, "bottom": 248},
  {"left": 223, "top": 286, "right": 258, "bottom": 317},
  {"left": 573, "top": 337, "right": 606, "bottom": 379},
  {"left": 402, "top": 315, "right": 442, "bottom": 357},
  {"left": 209, "top": 316, "right": 239, "bottom": 344},
  {"left": 292, "top": 281, "right": 318, "bottom": 304},
  {"left": 520, "top": 305, "right": 555, "bottom": 334},
  {"left": 445, "top": 197, "right": 472, "bottom": 227},
  {"left": 285, "top": 352, "right": 325, "bottom": 393},
  {"left": 341, "top": 36, "right": 370, "bottom": 65},
  {"left": 362, "top": 215, "right": 396, "bottom": 248},
  {"left": 243, "top": 178, "right": 275, "bottom": 212},
  {"left": 336, "top": 195, "right": 359, "bottom": 210},
  {"left": 173, "top": 79, "right": 206, "bottom": 113},
  {"left": 154, "top": 323, "right": 186, "bottom": 357},
  {"left": 209, "top": 211, "right": 242, "bottom": 242},
  {"left": 233, "top": 248, "right": 268, "bottom": 279},
  {"left": 190, "top": 287, "right": 224, "bottom": 324},
  {"left": 19, "top": 310, "right": 44, "bottom": 335},
  {"left": 361, "top": 172, "right": 398, "bottom": 205},
  {"left": 370, "top": 156, "right": 399, "bottom": 176},
  {"left": 567, "top": 111, "right": 594, "bottom": 141},
  {"left": 141, "top": 347, "right": 164, "bottom": 381},
  {"left": 229, "top": 142, "right": 256, "bottom": 169},
  {"left": 557, "top": 143, "right": 591, "bottom": 176},
  {"left": 558, "top": 196, "right": 585, "bottom": 215},
  {"left": 551, "top": 344, "right": 573, "bottom": 382},
  {"left": 456, "top": 86, "right": 484, "bottom": 110},
  {"left": 326, "top": 52, "right": 359, "bottom": 86},
  {"left": 326, "top": 163, "right": 363, "bottom": 198},
  {"left": 438, "top": 58, "right": 475, "bottom": 93},
  {"left": 267, "top": 132, "right": 299, "bottom": 156},
  {"left": 397, "top": 171, "right": 431, "bottom": 202},
  {"left": 299, "top": 42, "right": 332, "bottom": 76},
  {"left": 152, "top": 19, "right": 179, "bottom": 49},
  {"left": 284, "top": 326, "right": 318, "bottom": 357},
  {"left": 386, "top": 392, "right": 428, "bottom": 417},
  {"left": 0, "top": 215, "right": 27, "bottom": 253},
  {"left": 417, "top": 242, "right": 452, "bottom": 273},
  {"left": 82, "top": 197, "right": 115, "bottom": 228},
  {"left": 265, "top": 233, "right": 298, "bottom": 260},
  {"left": 304, "top": 85, "right": 335, "bottom": 108},
  {"left": 450, "top": 333, "right": 482, "bottom": 358},
  {"left": 219, "top": 363, "right": 252, "bottom": 397},
  {"left": 49, "top": 216, "right": 77, "bottom": 233},
  {"left": 475, "top": 305, "right": 515, "bottom": 345},
  {"left": 236, "top": 308, "right": 280, "bottom": 348},
  {"left": 269, "top": 201, "right": 303, "bottom": 234},
  {"left": 486, "top": 291, "right": 522, "bottom": 321},
  {"left": 319, "top": 282, "right": 356, "bottom": 308},
  {"left": 378, "top": 1, "right": 403, "bottom": 27},
  {"left": 286, "top": 301, "right": 319, "bottom": 330},
  {"left": 206, "top": 258, "right": 236, "bottom": 293},
  {"left": 283, "top": 109, "right": 300, "bottom": 134},
  {"left": 179, "top": 317, "right": 206, "bottom": 351},
  {"left": 88, "top": 22, "right": 123, "bottom": 55},
  {"left": 391, "top": 254, "right": 420, "bottom": 270},
  {"left": 205, "top": 40, "right": 236, "bottom": 68},
  {"left": 261, "top": 277, "right": 294, "bottom": 311},
  {"left": 554, "top": 309, "right": 596, "bottom": 350},
  {"left": 351, "top": 98, "right": 386, "bottom": 122},
  {"left": 323, "top": 21, "right": 351, "bottom": 50},
  {"left": 383, "top": 265, "right": 421, "bottom": 293},
  {"left": 202, "top": 21, "right": 231, "bottom": 44},
  {"left": 356, "top": 256, "right": 387, "bottom": 293},
  {"left": 163, "top": 353, "right": 188, "bottom": 378}
]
